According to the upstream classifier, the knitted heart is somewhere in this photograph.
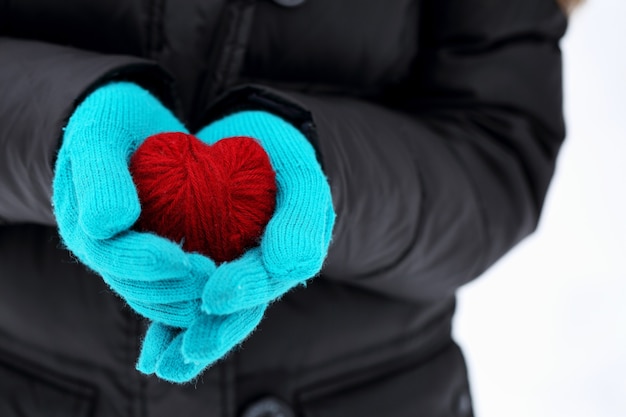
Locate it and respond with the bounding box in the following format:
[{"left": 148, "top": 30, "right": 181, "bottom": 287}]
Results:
[{"left": 129, "top": 132, "right": 277, "bottom": 263}]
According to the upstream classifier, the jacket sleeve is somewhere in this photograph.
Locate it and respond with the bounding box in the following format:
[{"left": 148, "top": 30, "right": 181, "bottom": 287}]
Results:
[
  {"left": 202, "top": 1, "right": 568, "bottom": 302},
  {"left": 0, "top": 38, "right": 177, "bottom": 225}
]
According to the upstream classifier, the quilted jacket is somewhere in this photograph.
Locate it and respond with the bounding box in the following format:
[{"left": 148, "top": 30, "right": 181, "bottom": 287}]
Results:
[{"left": 0, "top": 0, "right": 567, "bottom": 416}]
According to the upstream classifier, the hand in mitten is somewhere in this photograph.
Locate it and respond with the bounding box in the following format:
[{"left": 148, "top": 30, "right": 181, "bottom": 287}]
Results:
[
  {"left": 197, "top": 111, "right": 336, "bottom": 313},
  {"left": 137, "top": 111, "right": 336, "bottom": 382},
  {"left": 52, "top": 82, "right": 206, "bottom": 327}
]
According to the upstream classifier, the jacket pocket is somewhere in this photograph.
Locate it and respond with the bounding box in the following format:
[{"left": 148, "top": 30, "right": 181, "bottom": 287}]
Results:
[
  {"left": 298, "top": 342, "right": 473, "bottom": 417},
  {"left": 0, "top": 349, "right": 95, "bottom": 417}
]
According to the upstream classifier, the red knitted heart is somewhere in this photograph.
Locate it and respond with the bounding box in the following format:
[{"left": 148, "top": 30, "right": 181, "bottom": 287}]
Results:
[{"left": 129, "top": 132, "right": 277, "bottom": 263}]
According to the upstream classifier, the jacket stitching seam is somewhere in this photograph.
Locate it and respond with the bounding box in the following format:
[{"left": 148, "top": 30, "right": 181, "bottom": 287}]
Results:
[
  {"left": 152, "top": 0, "right": 166, "bottom": 60},
  {"left": 239, "top": 299, "right": 454, "bottom": 381},
  {"left": 193, "top": 0, "right": 254, "bottom": 126},
  {"left": 143, "top": 0, "right": 154, "bottom": 57},
  {"left": 213, "top": 1, "right": 246, "bottom": 98},
  {"left": 221, "top": 1, "right": 256, "bottom": 93},
  {"left": 144, "top": 0, "right": 165, "bottom": 60},
  {"left": 442, "top": 140, "right": 489, "bottom": 280}
]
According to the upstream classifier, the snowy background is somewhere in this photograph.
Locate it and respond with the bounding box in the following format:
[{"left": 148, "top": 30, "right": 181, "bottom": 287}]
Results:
[{"left": 453, "top": 1, "right": 626, "bottom": 416}]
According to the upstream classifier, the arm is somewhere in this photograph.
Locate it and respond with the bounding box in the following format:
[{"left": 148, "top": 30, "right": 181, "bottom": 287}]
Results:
[
  {"left": 0, "top": 37, "right": 177, "bottom": 225},
  {"left": 201, "top": 0, "right": 568, "bottom": 301},
  {"left": 0, "top": 38, "right": 213, "bottom": 382}
]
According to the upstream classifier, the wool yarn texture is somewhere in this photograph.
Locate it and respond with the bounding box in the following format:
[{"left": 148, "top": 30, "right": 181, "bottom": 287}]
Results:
[
  {"left": 52, "top": 81, "right": 211, "bottom": 330},
  {"left": 136, "top": 111, "right": 336, "bottom": 383},
  {"left": 129, "top": 132, "right": 277, "bottom": 263},
  {"left": 52, "top": 81, "right": 335, "bottom": 384}
]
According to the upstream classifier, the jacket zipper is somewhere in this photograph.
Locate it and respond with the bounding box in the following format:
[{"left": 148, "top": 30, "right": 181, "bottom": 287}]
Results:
[
  {"left": 190, "top": 0, "right": 257, "bottom": 130},
  {"left": 144, "top": 0, "right": 166, "bottom": 60}
]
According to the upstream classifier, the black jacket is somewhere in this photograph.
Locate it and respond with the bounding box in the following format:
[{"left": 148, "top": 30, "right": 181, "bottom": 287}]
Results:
[{"left": 0, "top": 1, "right": 567, "bottom": 416}]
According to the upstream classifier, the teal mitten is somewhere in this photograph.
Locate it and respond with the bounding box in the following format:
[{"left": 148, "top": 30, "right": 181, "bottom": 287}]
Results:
[
  {"left": 52, "top": 82, "right": 206, "bottom": 326},
  {"left": 137, "top": 111, "right": 336, "bottom": 383}
]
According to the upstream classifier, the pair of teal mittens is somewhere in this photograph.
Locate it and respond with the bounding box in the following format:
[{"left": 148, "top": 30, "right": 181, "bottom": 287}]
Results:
[{"left": 52, "top": 82, "right": 335, "bottom": 383}]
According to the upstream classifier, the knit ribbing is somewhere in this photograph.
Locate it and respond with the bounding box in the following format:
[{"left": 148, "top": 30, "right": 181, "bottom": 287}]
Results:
[
  {"left": 136, "top": 110, "right": 335, "bottom": 383},
  {"left": 54, "top": 92, "right": 336, "bottom": 383},
  {"left": 59, "top": 82, "right": 187, "bottom": 240},
  {"left": 52, "top": 81, "right": 201, "bottom": 328},
  {"left": 196, "top": 111, "right": 336, "bottom": 314}
]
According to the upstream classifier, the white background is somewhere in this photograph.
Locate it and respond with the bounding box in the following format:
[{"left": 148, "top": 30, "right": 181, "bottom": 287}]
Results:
[{"left": 453, "top": 1, "right": 626, "bottom": 416}]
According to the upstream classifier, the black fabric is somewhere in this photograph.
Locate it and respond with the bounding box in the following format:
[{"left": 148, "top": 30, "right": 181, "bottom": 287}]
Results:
[
  {"left": 296, "top": 342, "right": 472, "bottom": 417},
  {"left": 0, "top": 0, "right": 567, "bottom": 416},
  {"left": 0, "top": 38, "right": 177, "bottom": 224},
  {"left": 0, "top": 348, "right": 95, "bottom": 417}
]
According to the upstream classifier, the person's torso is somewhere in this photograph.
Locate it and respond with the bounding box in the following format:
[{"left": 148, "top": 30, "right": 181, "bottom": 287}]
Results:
[
  {"left": 0, "top": 225, "right": 469, "bottom": 417},
  {"left": 2, "top": 0, "right": 420, "bottom": 127},
  {"left": 0, "top": 2, "right": 473, "bottom": 416}
]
